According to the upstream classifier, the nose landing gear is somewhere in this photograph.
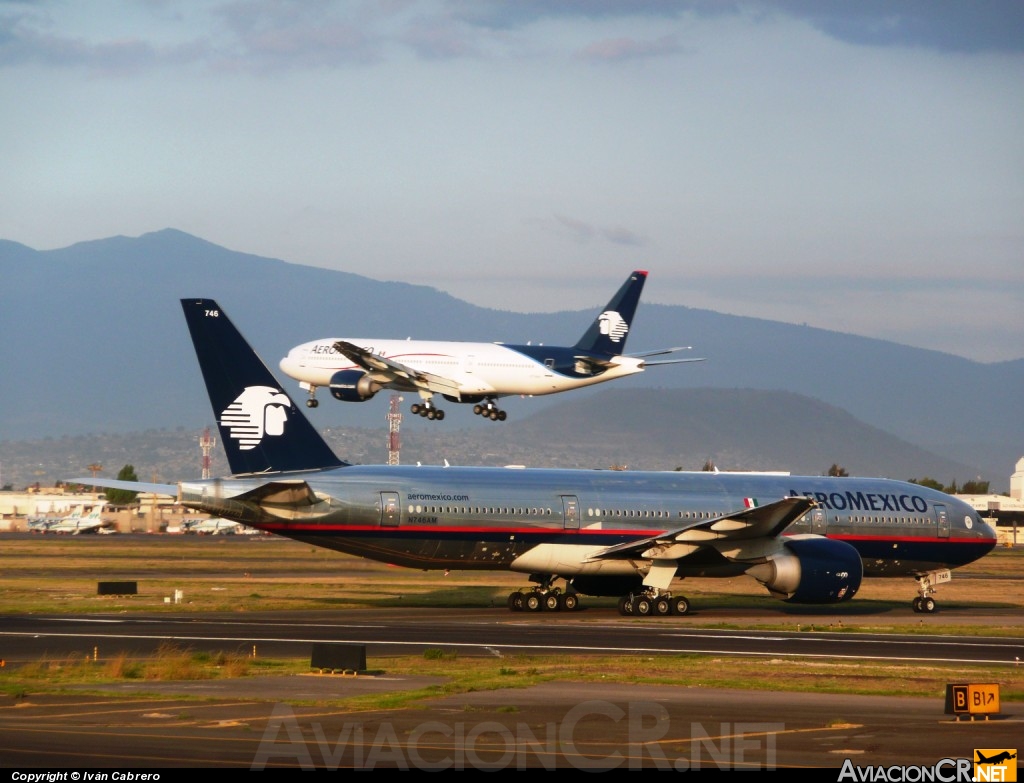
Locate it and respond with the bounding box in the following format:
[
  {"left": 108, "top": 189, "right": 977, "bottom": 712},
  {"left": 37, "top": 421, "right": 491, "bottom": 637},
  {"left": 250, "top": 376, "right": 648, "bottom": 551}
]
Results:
[{"left": 911, "top": 570, "right": 950, "bottom": 613}]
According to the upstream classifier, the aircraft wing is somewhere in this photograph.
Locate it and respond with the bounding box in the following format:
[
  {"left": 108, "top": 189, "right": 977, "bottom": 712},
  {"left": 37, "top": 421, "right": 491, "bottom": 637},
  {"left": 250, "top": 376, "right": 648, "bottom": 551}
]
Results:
[
  {"left": 333, "top": 340, "right": 463, "bottom": 398},
  {"left": 587, "top": 496, "right": 816, "bottom": 562}
]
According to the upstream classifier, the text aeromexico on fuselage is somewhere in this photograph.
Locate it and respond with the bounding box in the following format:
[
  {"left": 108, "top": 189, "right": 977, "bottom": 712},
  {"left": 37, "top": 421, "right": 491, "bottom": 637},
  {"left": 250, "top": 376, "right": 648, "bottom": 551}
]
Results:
[
  {"left": 278, "top": 270, "right": 703, "bottom": 423},
  {"left": 71, "top": 297, "right": 997, "bottom": 619}
]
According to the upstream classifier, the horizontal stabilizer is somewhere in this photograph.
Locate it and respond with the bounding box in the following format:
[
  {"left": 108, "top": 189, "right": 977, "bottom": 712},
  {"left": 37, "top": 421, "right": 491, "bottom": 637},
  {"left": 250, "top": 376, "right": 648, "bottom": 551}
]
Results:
[
  {"left": 235, "top": 480, "right": 321, "bottom": 507},
  {"left": 629, "top": 346, "right": 693, "bottom": 358},
  {"left": 67, "top": 478, "right": 178, "bottom": 497},
  {"left": 641, "top": 357, "right": 706, "bottom": 366},
  {"left": 628, "top": 346, "right": 706, "bottom": 366}
]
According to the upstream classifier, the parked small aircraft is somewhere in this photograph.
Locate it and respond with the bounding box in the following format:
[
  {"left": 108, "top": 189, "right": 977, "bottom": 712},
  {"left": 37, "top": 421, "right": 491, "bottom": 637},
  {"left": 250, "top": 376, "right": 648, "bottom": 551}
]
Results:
[
  {"left": 27, "top": 513, "right": 65, "bottom": 533},
  {"left": 46, "top": 507, "right": 110, "bottom": 535},
  {"left": 72, "top": 298, "right": 997, "bottom": 617},
  {"left": 278, "top": 270, "right": 702, "bottom": 422},
  {"left": 185, "top": 517, "right": 242, "bottom": 535}
]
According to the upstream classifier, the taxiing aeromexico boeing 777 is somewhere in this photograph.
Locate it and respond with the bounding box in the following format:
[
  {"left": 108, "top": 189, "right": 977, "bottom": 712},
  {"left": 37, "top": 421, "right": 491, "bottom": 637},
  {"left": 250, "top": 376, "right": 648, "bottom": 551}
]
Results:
[
  {"left": 72, "top": 298, "right": 997, "bottom": 618},
  {"left": 277, "top": 270, "right": 703, "bottom": 422}
]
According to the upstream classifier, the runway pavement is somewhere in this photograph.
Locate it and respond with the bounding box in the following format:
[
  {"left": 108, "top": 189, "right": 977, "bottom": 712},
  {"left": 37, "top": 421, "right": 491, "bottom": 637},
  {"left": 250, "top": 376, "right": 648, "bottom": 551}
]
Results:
[
  {"left": 1, "top": 607, "right": 1022, "bottom": 771},
  {"left": 1, "top": 678, "right": 1021, "bottom": 770}
]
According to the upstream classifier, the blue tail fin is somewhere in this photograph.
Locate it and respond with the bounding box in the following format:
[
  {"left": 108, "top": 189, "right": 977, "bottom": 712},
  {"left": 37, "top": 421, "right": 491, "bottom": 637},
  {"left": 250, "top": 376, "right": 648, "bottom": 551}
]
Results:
[
  {"left": 573, "top": 270, "right": 647, "bottom": 355},
  {"left": 181, "top": 298, "right": 346, "bottom": 475}
]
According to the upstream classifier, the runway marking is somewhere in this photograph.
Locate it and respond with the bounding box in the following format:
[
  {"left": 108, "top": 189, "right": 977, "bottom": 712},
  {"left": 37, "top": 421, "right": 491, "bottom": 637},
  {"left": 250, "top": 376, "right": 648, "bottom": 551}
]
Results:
[
  {"left": 647, "top": 722, "right": 864, "bottom": 749},
  {"left": 0, "top": 700, "right": 262, "bottom": 720},
  {"left": 665, "top": 632, "right": 1024, "bottom": 649},
  {"left": 0, "top": 628, "right": 1019, "bottom": 665}
]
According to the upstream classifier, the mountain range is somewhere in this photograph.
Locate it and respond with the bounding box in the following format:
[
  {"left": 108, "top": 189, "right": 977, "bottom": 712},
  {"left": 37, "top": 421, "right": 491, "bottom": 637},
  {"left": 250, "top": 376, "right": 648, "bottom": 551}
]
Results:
[{"left": 1, "top": 229, "right": 1020, "bottom": 488}]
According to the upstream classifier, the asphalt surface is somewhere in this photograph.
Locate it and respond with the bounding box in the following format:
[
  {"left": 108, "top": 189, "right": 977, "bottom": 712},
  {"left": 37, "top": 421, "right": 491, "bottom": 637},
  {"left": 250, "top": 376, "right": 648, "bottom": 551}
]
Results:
[
  {"left": 1, "top": 678, "right": 1021, "bottom": 771},
  {"left": 1, "top": 608, "right": 1022, "bottom": 771}
]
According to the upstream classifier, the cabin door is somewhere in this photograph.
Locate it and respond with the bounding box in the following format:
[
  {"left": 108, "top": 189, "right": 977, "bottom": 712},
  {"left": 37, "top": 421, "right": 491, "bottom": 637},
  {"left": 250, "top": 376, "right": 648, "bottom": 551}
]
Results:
[
  {"left": 934, "top": 503, "right": 950, "bottom": 539},
  {"left": 380, "top": 492, "right": 400, "bottom": 527},
  {"left": 561, "top": 495, "right": 580, "bottom": 530}
]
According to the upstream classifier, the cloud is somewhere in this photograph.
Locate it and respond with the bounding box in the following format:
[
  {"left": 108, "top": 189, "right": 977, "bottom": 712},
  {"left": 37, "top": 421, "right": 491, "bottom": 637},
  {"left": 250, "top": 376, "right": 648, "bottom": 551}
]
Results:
[
  {"left": 554, "top": 215, "right": 647, "bottom": 247},
  {"left": 576, "top": 34, "right": 681, "bottom": 62},
  {"left": 3, "top": 1, "right": 1020, "bottom": 78},
  {"left": 774, "top": 0, "right": 1024, "bottom": 54}
]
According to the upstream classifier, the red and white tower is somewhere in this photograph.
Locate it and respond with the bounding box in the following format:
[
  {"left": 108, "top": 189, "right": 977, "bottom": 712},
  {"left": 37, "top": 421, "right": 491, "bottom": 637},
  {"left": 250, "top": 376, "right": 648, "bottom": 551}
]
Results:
[
  {"left": 200, "top": 426, "right": 216, "bottom": 479},
  {"left": 387, "top": 394, "right": 403, "bottom": 465}
]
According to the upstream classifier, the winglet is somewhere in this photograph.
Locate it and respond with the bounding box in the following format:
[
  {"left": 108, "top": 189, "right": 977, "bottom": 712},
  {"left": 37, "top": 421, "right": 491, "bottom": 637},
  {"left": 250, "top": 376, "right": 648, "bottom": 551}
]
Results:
[{"left": 573, "top": 270, "right": 647, "bottom": 356}]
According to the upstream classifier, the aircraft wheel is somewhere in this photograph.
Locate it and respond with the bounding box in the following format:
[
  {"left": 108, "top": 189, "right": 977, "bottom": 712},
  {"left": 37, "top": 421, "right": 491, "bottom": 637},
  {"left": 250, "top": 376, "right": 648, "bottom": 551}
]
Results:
[
  {"left": 542, "top": 592, "right": 560, "bottom": 611},
  {"left": 473, "top": 405, "right": 483, "bottom": 415},
  {"left": 632, "top": 596, "right": 653, "bottom": 617},
  {"left": 559, "top": 593, "right": 579, "bottom": 611},
  {"left": 411, "top": 403, "right": 421, "bottom": 415},
  {"left": 921, "top": 597, "right": 937, "bottom": 614},
  {"left": 508, "top": 592, "right": 524, "bottom": 611},
  {"left": 306, "top": 399, "right": 317, "bottom": 408},
  {"left": 671, "top": 596, "right": 690, "bottom": 616},
  {"left": 489, "top": 410, "right": 499, "bottom": 421},
  {"left": 653, "top": 597, "right": 672, "bottom": 616},
  {"left": 912, "top": 597, "right": 922, "bottom": 613},
  {"left": 497, "top": 410, "right": 507, "bottom": 421},
  {"left": 427, "top": 409, "right": 437, "bottom": 420},
  {"left": 436, "top": 410, "right": 445, "bottom": 420},
  {"left": 525, "top": 592, "right": 543, "bottom": 612},
  {"left": 617, "top": 596, "right": 633, "bottom": 616}
]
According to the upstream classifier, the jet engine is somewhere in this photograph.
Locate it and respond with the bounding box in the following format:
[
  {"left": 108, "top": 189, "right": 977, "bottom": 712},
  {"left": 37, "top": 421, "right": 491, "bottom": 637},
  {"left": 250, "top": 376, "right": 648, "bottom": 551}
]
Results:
[
  {"left": 329, "top": 370, "right": 382, "bottom": 402},
  {"left": 744, "top": 537, "right": 863, "bottom": 604}
]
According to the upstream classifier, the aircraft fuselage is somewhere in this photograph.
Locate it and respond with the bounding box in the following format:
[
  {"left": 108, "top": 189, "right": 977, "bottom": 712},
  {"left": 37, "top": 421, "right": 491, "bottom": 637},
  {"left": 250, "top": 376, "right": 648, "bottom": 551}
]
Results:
[
  {"left": 179, "top": 465, "right": 996, "bottom": 579},
  {"left": 280, "top": 339, "right": 645, "bottom": 398}
]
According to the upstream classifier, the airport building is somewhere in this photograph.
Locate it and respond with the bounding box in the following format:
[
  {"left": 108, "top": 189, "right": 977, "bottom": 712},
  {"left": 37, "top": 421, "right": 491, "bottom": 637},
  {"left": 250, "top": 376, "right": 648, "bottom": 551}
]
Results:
[{"left": 957, "top": 457, "right": 1024, "bottom": 547}]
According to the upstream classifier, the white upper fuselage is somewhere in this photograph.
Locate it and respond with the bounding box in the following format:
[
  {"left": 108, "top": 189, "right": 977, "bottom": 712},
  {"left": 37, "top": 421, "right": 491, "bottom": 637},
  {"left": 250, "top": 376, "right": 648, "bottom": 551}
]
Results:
[{"left": 279, "top": 338, "right": 645, "bottom": 398}]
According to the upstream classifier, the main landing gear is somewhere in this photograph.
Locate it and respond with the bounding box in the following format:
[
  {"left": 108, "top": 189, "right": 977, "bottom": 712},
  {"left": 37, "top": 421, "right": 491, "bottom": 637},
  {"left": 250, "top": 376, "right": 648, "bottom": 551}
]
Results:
[
  {"left": 473, "top": 398, "right": 507, "bottom": 422},
  {"left": 507, "top": 588, "right": 579, "bottom": 612},
  {"left": 616, "top": 590, "right": 691, "bottom": 618},
  {"left": 410, "top": 400, "right": 445, "bottom": 420},
  {"left": 507, "top": 575, "right": 579, "bottom": 612},
  {"left": 911, "top": 569, "right": 951, "bottom": 614}
]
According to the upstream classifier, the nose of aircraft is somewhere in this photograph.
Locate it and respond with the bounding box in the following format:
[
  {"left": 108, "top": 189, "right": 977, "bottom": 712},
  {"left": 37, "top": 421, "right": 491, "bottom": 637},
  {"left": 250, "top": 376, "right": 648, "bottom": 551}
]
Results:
[
  {"left": 279, "top": 349, "right": 301, "bottom": 378},
  {"left": 960, "top": 501, "right": 999, "bottom": 555}
]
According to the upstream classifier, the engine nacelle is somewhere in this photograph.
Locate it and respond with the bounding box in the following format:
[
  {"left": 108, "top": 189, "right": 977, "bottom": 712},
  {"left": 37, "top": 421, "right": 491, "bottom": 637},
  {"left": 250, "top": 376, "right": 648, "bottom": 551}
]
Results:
[
  {"left": 329, "top": 370, "right": 382, "bottom": 402},
  {"left": 745, "top": 536, "right": 863, "bottom": 604}
]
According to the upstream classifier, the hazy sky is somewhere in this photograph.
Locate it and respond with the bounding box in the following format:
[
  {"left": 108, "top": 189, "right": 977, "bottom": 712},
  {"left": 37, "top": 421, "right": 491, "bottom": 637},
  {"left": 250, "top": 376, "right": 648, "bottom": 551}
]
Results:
[{"left": 2, "top": 1, "right": 1022, "bottom": 362}]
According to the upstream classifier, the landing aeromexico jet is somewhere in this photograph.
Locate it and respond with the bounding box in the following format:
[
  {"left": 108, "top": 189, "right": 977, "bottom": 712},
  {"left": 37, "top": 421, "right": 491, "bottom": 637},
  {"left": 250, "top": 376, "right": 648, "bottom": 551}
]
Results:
[
  {"left": 73, "top": 299, "right": 997, "bottom": 618},
  {"left": 278, "top": 270, "right": 702, "bottom": 422}
]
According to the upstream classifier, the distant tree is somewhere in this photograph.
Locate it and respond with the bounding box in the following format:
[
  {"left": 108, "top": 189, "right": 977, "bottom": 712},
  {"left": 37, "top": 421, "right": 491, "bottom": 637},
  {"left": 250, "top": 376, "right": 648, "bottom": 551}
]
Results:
[
  {"left": 827, "top": 464, "right": 849, "bottom": 477},
  {"left": 944, "top": 479, "right": 959, "bottom": 494},
  {"left": 908, "top": 477, "right": 944, "bottom": 491},
  {"left": 103, "top": 464, "right": 139, "bottom": 507},
  {"left": 701, "top": 459, "right": 717, "bottom": 472},
  {"left": 2, "top": 483, "right": 11, "bottom": 492},
  {"left": 959, "top": 480, "right": 990, "bottom": 494}
]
